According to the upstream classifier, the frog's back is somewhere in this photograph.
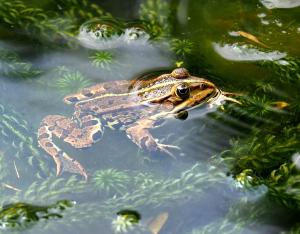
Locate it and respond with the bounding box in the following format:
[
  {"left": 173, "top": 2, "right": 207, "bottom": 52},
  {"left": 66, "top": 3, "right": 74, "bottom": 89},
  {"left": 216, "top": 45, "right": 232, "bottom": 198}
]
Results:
[{"left": 63, "top": 80, "right": 132, "bottom": 105}]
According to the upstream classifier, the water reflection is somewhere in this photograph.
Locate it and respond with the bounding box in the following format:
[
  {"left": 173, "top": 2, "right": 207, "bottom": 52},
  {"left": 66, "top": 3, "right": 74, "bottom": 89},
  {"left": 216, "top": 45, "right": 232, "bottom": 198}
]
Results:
[
  {"left": 78, "top": 18, "right": 150, "bottom": 50},
  {"left": 260, "top": 0, "right": 300, "bottom": 9},
  {"left": 213, "top": 42, "right": 286, "bottom": 61}
]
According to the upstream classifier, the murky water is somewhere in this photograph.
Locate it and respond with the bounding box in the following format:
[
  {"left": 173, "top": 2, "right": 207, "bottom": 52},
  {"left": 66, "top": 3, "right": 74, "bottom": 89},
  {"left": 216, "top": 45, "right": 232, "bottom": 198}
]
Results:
[{"left": 0, "top": 0, "right": 299, "bottom": 233}]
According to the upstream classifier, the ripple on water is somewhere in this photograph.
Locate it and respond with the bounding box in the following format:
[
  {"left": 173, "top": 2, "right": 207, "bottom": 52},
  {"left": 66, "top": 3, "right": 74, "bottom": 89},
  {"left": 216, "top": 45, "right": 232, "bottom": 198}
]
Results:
[
  {"left": 213, "top": 42, "right": 286, "bottom": 61},
  {"left": 260, "top": 0, "right": 300, "bottom": 9}
]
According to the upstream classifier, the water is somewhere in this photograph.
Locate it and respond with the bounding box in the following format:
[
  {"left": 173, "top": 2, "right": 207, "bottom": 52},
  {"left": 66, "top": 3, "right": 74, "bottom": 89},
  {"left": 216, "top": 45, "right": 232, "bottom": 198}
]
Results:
[{"left": 0, "top": 0, "right": 299, "bottom": 233}]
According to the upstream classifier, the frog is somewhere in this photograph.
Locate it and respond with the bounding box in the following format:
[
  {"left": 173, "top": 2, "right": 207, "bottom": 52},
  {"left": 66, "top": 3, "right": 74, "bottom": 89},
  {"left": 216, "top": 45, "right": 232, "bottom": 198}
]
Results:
[{"left": 38, "top": 68, "right": 239, "bottom": 179}]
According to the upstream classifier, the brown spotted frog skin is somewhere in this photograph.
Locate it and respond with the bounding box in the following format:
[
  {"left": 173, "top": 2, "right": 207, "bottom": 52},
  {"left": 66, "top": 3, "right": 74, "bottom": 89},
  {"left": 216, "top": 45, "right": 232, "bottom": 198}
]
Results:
[{"left": 38, "top": 68, "right": 238, "bottom": 179}]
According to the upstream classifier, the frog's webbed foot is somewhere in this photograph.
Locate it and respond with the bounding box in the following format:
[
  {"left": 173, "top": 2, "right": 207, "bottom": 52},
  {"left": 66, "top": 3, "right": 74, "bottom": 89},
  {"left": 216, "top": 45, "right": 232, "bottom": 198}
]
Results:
[
  {"left": 156, "top": 143, "right": 180, "bottom": 159},
  {"left": 126, "top": 119, "right": 180, "bottom": 158},
  {"left": 38, "top": 115, "right": 103, "bottom": 180}
]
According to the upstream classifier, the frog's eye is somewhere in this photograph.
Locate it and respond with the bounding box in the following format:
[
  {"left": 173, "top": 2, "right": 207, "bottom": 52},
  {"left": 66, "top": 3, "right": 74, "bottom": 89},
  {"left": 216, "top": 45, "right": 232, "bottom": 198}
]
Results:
[{"left": 175, "top": 83, "right": 190, "bottom": 99}]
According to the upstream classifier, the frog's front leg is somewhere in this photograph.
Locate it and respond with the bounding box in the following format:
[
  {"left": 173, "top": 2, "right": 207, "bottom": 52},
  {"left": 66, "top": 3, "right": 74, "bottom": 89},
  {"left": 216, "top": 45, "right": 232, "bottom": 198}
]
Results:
[
  {"left": 38, "top": 114, "right": 103, "bottom": 179},
  {"left": 125, "top": 119, "right": 179, "bottom": 158}
]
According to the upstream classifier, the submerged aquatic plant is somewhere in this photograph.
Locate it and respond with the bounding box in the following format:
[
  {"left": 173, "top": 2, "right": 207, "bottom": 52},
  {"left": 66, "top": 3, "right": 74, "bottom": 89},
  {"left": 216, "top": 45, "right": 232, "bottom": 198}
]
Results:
[
  {"left": 55, "top": 70, "right": 91, "bottom": 95},
  {"left": 111, "top": 210, "right": 141, "bottom": 233},
  {"left": 0, "top": 50, "right": 41, "bottom": 79},
  {"left": 0, "top": 103, "right": 51, "bottom": 180},
  {"left": 189, "top": 198, "right": 269, "bottom": 234},
  {"left": 170, "top": 39, "right": 194, "bottom": 58},
  {"left": 0, "top": 200, "right": 74, "bottom": 231},
  {"left": 89, "top": 51, "right": 114, "bottom": 69},
  {"left": 139, "top": 0, "right": 173, "bottom": 38},
  {"left": 260, "top": 56, "right": 300, "bottom": 83},
  {"left": 217, "top": 55, "right": 300, "bottom": 215},
  {"left": 112, "top": 215, "right": 136, "bottom": 233},
  {"left": 0, "top": 164, "right": 226, "bottom": 232},
  {"left": 170, "top": 39, "right": 195, "bottom": 67},
  {"left": 0, "top": 0, "right": 110, "bottom": 46},
  {"left": 92, "top": 169, "right": 130, "bottom": 195}
]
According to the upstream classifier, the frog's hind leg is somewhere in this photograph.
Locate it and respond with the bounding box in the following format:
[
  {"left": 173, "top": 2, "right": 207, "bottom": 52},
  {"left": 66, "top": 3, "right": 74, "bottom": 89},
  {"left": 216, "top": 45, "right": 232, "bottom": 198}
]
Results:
[{"left": 38, "top": 115, "right": 103, "bottom": 179}]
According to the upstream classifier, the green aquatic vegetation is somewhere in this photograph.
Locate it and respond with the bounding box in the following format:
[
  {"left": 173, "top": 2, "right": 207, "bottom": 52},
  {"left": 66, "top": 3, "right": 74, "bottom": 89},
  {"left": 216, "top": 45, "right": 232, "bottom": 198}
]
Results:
[
  {"left": 0, "top": 50, "right": 41, "bottom": 79},
  {"left": 221, "top": 125, "right": 300, "bottom": 180},
  {"left": 170, "top": 39, "right": 195, "bottom": 67},
  {"left": 0, "top": 103, "right": 52, "bottom": 180},
  {"left": 0, "top": 0, "right": 73, "bottom": 44},
  {"left": 260, "top": 57, "right": 300, "bottom": 83},
  {"left": 55, "top": 69, "right": 92, "bottom": 95},
  {"left": 0, "top": 1, "right": 299, "bottom": 233},
  {"left": 170, "top": 39, "right": 194, "bottom": 58},
  {"left": 89, "top": 51, "right": 114, "bottom": 69},
  {"left": 0, "top": 200, "right": 73, "bottom": 231},
  {"left": 11, "top": 176, "right": 87, "bottom": 203},
  {"left": 56, "top": 0, "right": 111, "bottom": 26},
  {"left": 217, "top": 55, "right": 300, "bottom": 214},
  {"left": 139, "top": 0, "right": 172, "bottom": 38},
  {"left": 266, "top": 162, "right": 300, "bottom": 210},
  {"left": 0, "top": 0, "right": 110, "bottom": 46},
  {"left": 0, "top": 153, "right": 9, "bottom": 186},
  {"left": 111, "top": 214, "right": 137, "bottom": 233},
  {"left": 0, "top": 164, "right": 226, "bottom": 232},
  {"left": 188, "top": 198, "right": 270, "bottom": 234},
  {"left": 112, "top": 210, "right": 141, "bottom": 233},
  {"left": 94, "top": 164, "right": 225, "bottom": 211},
  {"left": 92, "top": 169, "right": 130, "bottom": 195}
]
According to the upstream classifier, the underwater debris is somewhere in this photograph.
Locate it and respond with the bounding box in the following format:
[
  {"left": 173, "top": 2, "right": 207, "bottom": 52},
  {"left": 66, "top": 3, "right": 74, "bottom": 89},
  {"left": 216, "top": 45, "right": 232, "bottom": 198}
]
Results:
[
  {"left": 148, "top": 212, "right": 168, "bottom": 234},
  {"left": 13, "top": 160, "right": 20, "bottom": 179},
  {"left": 230, "top": 31, "right": 269, "bottom": 48},
  {"left": 2, "top": 183, "right": 21, "bottom": 192}
]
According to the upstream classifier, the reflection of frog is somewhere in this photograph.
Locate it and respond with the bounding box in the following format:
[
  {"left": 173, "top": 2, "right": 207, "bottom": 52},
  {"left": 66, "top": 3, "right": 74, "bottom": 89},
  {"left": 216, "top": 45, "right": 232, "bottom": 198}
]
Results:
[
  {"left": 0, "top": 200, "right": 73, "bottom": 230},
  {"left": 38, "top": 68, "right": 238, "bottom": 179}
]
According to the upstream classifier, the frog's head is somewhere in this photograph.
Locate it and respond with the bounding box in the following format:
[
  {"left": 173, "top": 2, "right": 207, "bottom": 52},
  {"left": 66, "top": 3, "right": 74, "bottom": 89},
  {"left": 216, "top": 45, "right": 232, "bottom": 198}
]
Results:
[{"left": 139, "top": 68, "right": 239, "bottom": 118}]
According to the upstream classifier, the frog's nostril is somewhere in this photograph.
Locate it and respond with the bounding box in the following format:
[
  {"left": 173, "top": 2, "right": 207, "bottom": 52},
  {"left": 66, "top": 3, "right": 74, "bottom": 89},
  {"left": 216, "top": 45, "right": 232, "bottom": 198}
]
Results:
[{"left": 66, "top": 97, "right": 79, "bottom": 103}]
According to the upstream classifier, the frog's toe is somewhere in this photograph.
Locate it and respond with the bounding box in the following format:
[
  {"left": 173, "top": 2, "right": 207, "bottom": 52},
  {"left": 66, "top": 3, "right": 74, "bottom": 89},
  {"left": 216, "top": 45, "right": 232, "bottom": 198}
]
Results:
[
  {"left": 57, "top": 152, "right": 88, "bottom": 180},
  {"left": 157, "top": 143, "right": 180, "bottom": 159},
  {"left": 158, "top": 143, "right": 181, "bottom": 150}
]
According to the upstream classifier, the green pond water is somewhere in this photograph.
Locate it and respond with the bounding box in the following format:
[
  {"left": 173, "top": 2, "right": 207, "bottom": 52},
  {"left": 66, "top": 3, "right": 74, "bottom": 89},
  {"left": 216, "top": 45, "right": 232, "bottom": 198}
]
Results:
[{"left": 0, "top": 0, "right": 300, "bottom": 233}]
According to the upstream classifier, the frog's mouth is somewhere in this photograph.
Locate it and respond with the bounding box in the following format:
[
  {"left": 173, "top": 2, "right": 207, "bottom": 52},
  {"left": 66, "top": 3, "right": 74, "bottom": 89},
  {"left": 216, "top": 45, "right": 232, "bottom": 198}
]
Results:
[
  {"left": 209, "top": 90, "right": 242, "bottom": 106},
  {"left": 172, "top": 88, "right": 241, "bottom": 115}
]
